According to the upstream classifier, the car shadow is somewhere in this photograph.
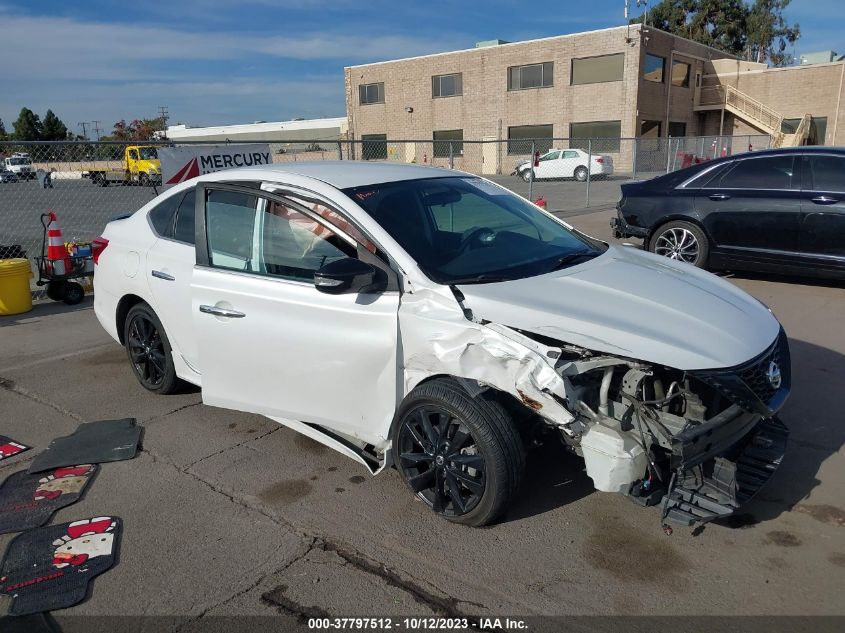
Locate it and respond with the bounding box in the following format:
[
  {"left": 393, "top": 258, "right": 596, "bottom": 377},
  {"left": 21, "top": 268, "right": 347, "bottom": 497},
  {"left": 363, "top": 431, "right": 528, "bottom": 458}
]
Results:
[
  {"left": 0, "top": 295, "right": 93, "bottom": 327},
  {"left": 503, "top": 438, "right": 595, "bottom": 523},
  {"left": 503, "top": 336, "right": 841, "bottom": 529}
]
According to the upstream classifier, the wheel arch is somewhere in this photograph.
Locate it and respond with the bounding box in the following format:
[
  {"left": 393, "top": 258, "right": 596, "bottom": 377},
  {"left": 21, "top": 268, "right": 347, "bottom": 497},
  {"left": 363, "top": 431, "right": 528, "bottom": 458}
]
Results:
[
  {"left": 115, "top": 294, "right": 147, "bottom": 344},
  {"left": 646, "top": 214, "right": 713, "bottom": 247}
]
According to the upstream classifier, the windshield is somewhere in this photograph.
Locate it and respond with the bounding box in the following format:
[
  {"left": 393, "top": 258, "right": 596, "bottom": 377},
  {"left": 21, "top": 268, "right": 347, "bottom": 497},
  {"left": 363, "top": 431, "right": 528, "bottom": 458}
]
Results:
[
  {"left": 138, "top": 147, "right": 158, "bottom": 160},
  {"left": 9, "top": 157, "right": 30, "bottom": 166},
  {"left": 343, "top": 177, "right": 604, "bottom": 284}
]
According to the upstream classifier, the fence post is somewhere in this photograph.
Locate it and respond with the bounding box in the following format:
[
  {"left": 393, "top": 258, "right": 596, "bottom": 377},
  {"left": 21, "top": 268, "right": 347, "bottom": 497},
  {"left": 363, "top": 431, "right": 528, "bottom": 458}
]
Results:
[
  {"left": 528, "top": 141, "right": 535, "bottom": 201},
  {"left": 337, "top": 141, "right": 343, "bottom": 160},
  {"left": 585, "top": 140, "right": 591, "bottom": 208},
  {"left": 449, "top": 142, "right": 454, "bottom": 169}
]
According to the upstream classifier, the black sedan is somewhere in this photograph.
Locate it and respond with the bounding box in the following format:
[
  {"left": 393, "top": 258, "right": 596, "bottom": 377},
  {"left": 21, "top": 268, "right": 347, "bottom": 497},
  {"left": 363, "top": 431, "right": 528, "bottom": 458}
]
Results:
[{"left": 612, "top": 147, "right": 845, "bottom": 280}]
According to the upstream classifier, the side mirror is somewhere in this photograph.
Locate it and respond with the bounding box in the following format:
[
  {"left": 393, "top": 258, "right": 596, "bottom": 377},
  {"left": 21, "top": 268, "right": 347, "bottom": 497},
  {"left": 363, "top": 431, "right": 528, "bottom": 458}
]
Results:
[{"left": 314, "top": 258, "right": 377, "bottom": 295}]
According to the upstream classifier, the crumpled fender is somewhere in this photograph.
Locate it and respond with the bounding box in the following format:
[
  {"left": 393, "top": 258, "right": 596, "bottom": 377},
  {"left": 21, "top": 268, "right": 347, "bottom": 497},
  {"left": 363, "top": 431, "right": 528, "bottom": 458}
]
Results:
[{"left": 398, "top": 287, "right": 574, "bottom": 428}]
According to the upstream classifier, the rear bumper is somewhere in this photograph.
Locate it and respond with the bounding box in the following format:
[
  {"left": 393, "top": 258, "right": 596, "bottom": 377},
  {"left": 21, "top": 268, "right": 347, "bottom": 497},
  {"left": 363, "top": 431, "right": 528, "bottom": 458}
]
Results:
[
  {"left": 663, "top": 416, "right": 789, "bottom": 525},
  {"left": 610, "top": 209, "right": 648, "bottom": 240}
]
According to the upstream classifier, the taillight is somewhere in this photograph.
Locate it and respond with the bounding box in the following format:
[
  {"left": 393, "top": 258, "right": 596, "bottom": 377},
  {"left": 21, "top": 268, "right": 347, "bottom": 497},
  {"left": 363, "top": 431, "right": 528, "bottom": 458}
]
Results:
[
  {"left": 92, "top": 236, "right": 109, "bottom": 265},
  {"left": 595, "top": 157, "right": 604, "bottom": 164}
]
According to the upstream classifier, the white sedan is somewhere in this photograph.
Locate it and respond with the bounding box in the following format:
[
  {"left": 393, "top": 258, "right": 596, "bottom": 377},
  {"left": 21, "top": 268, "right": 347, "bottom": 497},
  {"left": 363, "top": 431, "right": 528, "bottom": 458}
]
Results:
[
  {"left": 94, "top": 162, "right": 788, "bottom": 527},
  {"left": 513, "top": 148, "right": 614, "bottom": 182}
]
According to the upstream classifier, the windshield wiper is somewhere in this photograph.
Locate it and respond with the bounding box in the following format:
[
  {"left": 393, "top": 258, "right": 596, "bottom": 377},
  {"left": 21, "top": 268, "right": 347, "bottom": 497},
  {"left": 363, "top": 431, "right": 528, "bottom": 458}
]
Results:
[
  {"left": 448, "top": 273, "right": 519, "bottom": 285},
  {"left": 544, "top": 249, "right": 601, "bottom": 273}
]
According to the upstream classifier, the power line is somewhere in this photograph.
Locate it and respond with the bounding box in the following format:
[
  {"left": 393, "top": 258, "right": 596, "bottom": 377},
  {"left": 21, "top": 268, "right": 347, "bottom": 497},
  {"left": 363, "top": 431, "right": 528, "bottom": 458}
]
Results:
[
  {"left": 77, "top": 121, "right": 89, "bottom": 140},
  {"left": 91, "top": 120, "right": 102, "bottom": 141}
]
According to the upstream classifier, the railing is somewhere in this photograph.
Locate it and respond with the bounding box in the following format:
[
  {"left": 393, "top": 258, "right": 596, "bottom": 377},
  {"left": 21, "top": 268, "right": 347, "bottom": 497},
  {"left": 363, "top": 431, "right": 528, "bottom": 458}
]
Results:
[{"left": 697, "top": 84, "right": 783, "bottom": 135}]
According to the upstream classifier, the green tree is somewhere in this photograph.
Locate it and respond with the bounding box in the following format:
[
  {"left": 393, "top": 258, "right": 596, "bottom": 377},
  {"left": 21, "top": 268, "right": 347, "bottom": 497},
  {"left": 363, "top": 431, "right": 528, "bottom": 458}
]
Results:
[
  {"left": 631, "top": 0, "right": 798, "bottom": 65},
  {"left": 41, "top": 109, "right": 70, "bottom": 141},
  {"left": 0, "top": 118, "right": 7, "bottom": 141},
  {"left": 746, "top": 0, "right": 800, "bottom": 66},
  {"left": 11, "top": 107, "right": 42, "bottom": 141}
]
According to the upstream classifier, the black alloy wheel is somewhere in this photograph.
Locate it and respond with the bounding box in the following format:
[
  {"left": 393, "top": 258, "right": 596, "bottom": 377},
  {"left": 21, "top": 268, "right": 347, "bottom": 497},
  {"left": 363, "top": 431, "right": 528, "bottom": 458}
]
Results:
[
  {"left": 393, "top": 378, "right": 524, "bottom": 526},
  {"left": 123, "top": 303, "right": 179, "bottom": 394},
  {"left": 398, "top": 406, "right": 486, "bottom": 518}
]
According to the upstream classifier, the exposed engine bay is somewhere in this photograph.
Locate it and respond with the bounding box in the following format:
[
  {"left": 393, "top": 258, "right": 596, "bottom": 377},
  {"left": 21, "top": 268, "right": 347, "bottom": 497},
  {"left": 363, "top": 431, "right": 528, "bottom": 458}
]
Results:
[{"left": 522, "top": 329, "right": 790, "bottom": 527}]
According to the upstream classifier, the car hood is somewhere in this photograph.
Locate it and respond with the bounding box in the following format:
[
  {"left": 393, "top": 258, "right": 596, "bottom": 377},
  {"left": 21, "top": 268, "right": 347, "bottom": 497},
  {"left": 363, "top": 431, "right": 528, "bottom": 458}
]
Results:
[{"left": 456, "top": 245, "right": 781, "bottom": 371}]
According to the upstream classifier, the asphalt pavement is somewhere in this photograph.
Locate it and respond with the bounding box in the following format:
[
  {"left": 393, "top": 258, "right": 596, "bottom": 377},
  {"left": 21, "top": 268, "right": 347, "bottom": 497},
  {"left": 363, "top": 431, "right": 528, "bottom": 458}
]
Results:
[{"left": 0, "top": 210, "right": 843, "bottom": 629}]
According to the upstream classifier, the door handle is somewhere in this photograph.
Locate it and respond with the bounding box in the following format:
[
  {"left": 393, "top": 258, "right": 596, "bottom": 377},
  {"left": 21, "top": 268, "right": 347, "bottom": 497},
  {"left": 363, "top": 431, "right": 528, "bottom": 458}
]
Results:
[
  {"left": 811, "top": 196, "right": 838, "bottom": 205},
  {"left": 151, "top": 270, "right": 175, "bottom": 281},
  {"left": 199, "top": 305, "right": 246, "bottom": 318},
  {"left": 708, "top": 193, "right": 731, "bottom": 201}
]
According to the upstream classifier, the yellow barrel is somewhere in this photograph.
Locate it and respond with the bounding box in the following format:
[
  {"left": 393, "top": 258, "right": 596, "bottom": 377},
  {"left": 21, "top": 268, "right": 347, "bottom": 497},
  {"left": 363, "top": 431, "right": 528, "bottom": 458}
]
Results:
[{"left": 0, "top": 259, "right": 33, "bottom": 316}]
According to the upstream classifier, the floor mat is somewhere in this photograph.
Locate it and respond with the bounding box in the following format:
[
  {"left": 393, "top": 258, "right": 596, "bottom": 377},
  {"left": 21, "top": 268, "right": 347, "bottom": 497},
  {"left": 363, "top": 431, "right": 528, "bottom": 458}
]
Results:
[
  {"left": 0, "top": 436, "right": 30, "bottom": 462},
  {"left": 0, "top": 517, "right": 122, "bottom": 616},
  {"left": 0, "top": 465, "right": 99, "bottom": 534},
  {"left": 28, "top": 419, "right": 140, "bottom": 474}
]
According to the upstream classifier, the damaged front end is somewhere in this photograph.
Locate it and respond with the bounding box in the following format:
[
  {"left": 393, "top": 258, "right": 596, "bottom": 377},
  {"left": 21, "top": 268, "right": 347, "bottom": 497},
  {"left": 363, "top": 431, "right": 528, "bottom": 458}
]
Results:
[{"left": 546, "top": 328, "right": 791, "bottom": 526}]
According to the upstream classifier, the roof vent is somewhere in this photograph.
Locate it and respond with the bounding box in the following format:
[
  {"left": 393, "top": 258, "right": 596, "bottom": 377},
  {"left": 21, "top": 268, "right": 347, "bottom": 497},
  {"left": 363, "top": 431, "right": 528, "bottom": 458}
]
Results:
[{"left": 475, "top": 39, "right": 510, "bottom": 48}]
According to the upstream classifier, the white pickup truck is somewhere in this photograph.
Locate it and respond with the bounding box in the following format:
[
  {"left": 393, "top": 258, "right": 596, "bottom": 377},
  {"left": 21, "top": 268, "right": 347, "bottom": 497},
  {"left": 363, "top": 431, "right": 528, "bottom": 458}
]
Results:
[{"left": 4, "top": 153, "right": 36, "bottom": 180}]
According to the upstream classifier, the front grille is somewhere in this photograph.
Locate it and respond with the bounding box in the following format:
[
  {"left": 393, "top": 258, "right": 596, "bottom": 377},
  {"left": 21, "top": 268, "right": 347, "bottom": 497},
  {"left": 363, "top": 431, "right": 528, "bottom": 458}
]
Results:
[
  {"left": 738, "top": 334, "right": 786, "bottom": 404},
  {"left": 692, "top": 329, "right": 791, "bottom": 416}
]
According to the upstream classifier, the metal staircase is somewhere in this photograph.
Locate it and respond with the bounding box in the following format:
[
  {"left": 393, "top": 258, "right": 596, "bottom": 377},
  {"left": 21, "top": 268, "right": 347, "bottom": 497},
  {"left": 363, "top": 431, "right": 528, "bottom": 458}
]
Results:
[{"left": 695, "top": 84, "right": 812, "bottom": 147}]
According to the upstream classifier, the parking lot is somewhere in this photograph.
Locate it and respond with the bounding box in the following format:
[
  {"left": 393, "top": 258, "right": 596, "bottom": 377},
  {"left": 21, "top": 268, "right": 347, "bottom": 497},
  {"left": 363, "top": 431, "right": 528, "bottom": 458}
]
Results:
[{"left": 1, "top": 207, "right": 842, "bottom": 628}]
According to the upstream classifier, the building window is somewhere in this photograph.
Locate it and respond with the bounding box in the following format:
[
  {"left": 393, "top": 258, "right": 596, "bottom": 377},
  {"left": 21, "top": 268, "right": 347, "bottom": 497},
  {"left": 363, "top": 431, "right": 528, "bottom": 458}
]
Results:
[
  {"left": 668, "top": 121, "right": 687, "bottom": 137},
  {"left": 569, "top": 121, "right": 622, "bottom": 152},
  {"left": 571, "top": 53, "right": 625, "bottom": 85},
  {"left": 671, "top": 60, "right": 690, "bottom": 87},
  {"left": 361, "top": 134, "right": 387, "bottom": 160},
  {"left": 782, "top": 116, "right": 827, "bottom": 145},
  {"left": 507, "top": 124, "right": 553, "bottom": 155},
  {"left": 359, "top": 83, "right": 384, "bottom": 105},
  {"left": 432, "top": 73, "right": 463, "bottom": 98},
  {"left": 640, "top": 120, "right": 661, "bottom": 138},
  {"left": 508, "top": 62, "right": 553, "bottom": 90},
  {"left": 643, "top": 54, "right": 665, "bottom": 83},
  {"left": 433, "top": 130, "right": 463, "bottom": 157}
]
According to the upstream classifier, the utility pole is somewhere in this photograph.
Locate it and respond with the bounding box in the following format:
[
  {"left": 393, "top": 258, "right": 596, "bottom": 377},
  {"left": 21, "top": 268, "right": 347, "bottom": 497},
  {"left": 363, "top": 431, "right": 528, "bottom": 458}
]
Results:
[
  {"left": 157, "top": 106, "right": 169, "bottom": 137},
  {"left": 92, "top": 120, "right": 102, "bottom": 141},
  {"left": 78, "top": 121, "right": 89, "bottom": 140}
]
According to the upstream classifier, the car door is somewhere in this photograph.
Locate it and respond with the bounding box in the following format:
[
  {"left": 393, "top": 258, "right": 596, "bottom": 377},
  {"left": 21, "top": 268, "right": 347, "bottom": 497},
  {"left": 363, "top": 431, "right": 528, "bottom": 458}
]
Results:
[
  {"left": 559, "top": 150, "right": 580, "bottom": 178},
  {"left": 694, "top": 154, "right": 803, "bottom": 263},
  {"left": 798, "top": 153, "right": 845, "bottom": 266},
  {"left": 145, "top": 187, "right": 200, "bottom": 372},
  {"left": 190, "top": 183, "right": 400, "bottom": 443},
  {"left": 533, "top": 150, "right": 560, "bottom": 179}
]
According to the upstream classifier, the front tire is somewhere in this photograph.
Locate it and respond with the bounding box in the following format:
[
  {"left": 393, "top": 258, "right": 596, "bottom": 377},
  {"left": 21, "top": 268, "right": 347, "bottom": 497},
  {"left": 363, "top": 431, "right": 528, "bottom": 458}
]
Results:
[
  {"left": 62, "top": 281, "right": 85, "bottom": 305},
  {"left": 520, "top": 169, "right": 534, "bottom": 183},
  {"left": 123, "top": 303, "right": 180, "bottom": 394},
  {"left": 392, "top": 378, "right": 524, "bottom": 526},
  {"left": 648, "top": 220, "right": 710, "bottom": 268}
]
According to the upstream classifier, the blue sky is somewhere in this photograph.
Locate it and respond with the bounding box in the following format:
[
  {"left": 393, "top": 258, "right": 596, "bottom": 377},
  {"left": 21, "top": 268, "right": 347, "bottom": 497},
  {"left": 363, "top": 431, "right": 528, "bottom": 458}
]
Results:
[{"left": 1, "top": 0, "right": 840, "bottom": 135}]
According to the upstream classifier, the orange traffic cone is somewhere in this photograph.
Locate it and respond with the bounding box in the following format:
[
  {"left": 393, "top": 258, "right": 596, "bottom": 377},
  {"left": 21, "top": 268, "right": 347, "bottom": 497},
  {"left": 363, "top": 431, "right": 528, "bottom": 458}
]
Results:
[{"left": 46, "top": 211, "right": 73, "bottom": 276}]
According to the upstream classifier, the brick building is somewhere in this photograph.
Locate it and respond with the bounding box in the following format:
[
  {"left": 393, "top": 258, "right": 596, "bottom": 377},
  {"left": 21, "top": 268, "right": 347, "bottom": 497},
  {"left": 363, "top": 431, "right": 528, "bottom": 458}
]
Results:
[{"left": 344, "top": 24, "right": 845, "bottom": 174}]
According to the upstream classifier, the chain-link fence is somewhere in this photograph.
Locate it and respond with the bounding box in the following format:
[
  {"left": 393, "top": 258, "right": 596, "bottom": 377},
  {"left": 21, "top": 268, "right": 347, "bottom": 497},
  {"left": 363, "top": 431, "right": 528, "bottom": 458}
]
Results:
[{"left": 0, "top": 134, "right": 769, "bottom": 297}]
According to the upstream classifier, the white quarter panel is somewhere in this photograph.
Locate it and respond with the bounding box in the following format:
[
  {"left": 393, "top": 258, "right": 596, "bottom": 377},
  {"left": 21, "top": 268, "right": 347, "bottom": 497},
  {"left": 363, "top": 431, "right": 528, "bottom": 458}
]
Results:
[{"left": 191, "top": 267, "right": 400, "bottom": 444}]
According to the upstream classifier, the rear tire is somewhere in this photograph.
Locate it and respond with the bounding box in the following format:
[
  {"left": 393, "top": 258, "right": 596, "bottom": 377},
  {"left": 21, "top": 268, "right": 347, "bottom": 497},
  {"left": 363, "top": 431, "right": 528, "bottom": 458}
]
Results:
[
  {"left": 648, "top": 220, "right": 710, "bottom": 268},
  {"left": 62, "top": 282, "right": 85, "bottom": 305},
  {"left": 123, "top": 303, "right": 180, "bottom": 394},
  {"left": 574, "top": 166, "right": 588, "bottom": 182},
  {"left": 392, "top": 378, "right": 524, "bottom": 526},
  {"left": 46, "top": 280, "right": 67, "bottom": 302}
]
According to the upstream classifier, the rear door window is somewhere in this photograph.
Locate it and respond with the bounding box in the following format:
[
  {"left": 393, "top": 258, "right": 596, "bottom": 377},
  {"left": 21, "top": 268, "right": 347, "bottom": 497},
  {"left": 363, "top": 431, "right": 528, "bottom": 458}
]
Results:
[
  {"left": 806, "top": 155, "right": 845, "bottom": 192},
  {"left": 148, "top": 193, "right": 181, "bottom": 238},
  {"left": 173, "top": 189, "right": 196, "bottom": 244},
  {"left": 716, "top": 156, "right": 796, "bottom": 190}
]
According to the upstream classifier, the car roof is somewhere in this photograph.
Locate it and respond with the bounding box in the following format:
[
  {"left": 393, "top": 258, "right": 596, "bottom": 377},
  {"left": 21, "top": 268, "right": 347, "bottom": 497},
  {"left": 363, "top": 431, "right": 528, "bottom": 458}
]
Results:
[{"left": 197, "top": 161, "right": 461, "bottom": 190}]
